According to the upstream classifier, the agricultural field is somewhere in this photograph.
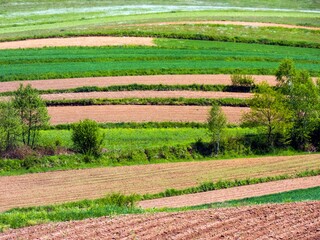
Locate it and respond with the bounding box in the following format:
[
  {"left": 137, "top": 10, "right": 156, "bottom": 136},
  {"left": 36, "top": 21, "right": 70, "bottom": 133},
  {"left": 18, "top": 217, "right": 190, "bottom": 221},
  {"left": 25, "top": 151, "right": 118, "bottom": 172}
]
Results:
[{"left": 0, "top": 0, "right": 320, "bottom": 238}]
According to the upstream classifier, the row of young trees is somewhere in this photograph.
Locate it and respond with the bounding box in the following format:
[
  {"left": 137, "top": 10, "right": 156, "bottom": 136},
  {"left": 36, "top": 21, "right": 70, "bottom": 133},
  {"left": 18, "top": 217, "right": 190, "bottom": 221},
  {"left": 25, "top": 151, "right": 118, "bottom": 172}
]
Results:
[{"left": 209, "top": 59, "right": 320, "bottom": 154}]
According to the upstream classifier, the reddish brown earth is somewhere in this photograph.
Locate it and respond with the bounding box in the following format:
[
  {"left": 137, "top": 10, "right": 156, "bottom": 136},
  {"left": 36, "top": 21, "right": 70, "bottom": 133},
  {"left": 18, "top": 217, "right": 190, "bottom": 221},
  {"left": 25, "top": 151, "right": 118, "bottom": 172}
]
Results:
[
  {"left": 137, "top": 20, "right": 320, "bottom": 31},
  {"left": 39, "top": 91, "right": 253, "bottom": 101},
  {"left": 139, "top": 175, "right": 320, "bottom": 209},
  {"left": 0, "top": 36, "right": 155, "bottom": 49},
  {"left": 1, "top": 154, "right": 319, "bottom": 212},
  {"left": 0, "top": 75, "right": 278, "bottom": 93},
  {"left": 1, "top": 201, "right": 319, "bottom": 240},
  {"left": 47, "top": 105, "right": 249, "bottom": 124}
]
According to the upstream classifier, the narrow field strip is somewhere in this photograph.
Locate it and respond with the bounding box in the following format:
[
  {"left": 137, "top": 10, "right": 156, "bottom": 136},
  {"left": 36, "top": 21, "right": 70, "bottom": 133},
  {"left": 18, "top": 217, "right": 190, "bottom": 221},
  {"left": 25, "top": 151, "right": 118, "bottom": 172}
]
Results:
[
  {"left": 1, "top": 154, "right": 319, "bottom": 212},
  {"left": 39, "top": 91, "right": 253, "bottom": 101},
  {"left": 134, "top": 20, "right": 320, "bottom": 31},
  {"left": 0, "top": 75, "right": 278, "bottom": 93},
  {"left": 1, "top": 202, "right": 319, "bottom": 239},
  {"left": 0, "top": 36, "right": 155, "bottom": 49},
  {"left": 47, "top": 105, "right": 248, "bottom": 124},
  {"left": 139, "top": 175, "right": 320, "bottom": 209}
]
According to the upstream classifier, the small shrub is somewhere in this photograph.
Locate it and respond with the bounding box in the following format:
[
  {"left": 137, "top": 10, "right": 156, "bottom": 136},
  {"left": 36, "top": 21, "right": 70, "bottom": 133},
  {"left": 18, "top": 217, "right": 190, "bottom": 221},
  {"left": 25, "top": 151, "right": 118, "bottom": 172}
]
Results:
[
  {"left": 231, "top": 74, "right": 255, "bottom": 87},
  {"left": 103, "top": 193, "right": 140, "bottom": 208},
  {"left": 71, "top": 119, "right": 104, "bottom": 156}
]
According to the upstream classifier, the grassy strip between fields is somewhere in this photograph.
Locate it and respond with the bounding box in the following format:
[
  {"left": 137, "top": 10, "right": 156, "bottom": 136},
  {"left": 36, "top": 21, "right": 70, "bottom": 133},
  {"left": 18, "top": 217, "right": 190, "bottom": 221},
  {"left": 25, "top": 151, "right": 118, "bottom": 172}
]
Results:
[
  {"left": 0, "top": 84, "right": 252, "bottom": 96},
  {"left": 1, "top": 25, "right": 319, "bottom": 49},
  {"left": 44, "top": 97, "right": 249, "bottom": 107},
  {"left": 1, "top": 169, "right": 319, "bottom": 232}
]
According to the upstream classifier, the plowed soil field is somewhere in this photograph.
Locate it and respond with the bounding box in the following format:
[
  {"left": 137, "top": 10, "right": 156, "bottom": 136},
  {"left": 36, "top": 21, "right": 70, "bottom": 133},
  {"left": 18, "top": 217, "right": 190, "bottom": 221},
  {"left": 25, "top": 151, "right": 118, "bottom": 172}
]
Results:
[
  {"left": 0, "top": 75, "right": 278, "bottom": 93},
  {"left": 47, "top": 105, "right": 249, "bottom": 124},
  {"left": 39, "top": 91, "right": 252, "bottom": 101},
  {"left": 1, "top": 201, "right": 319, "bottom": 240},
  {"left": 1, "top": 154, "right": 319, "bottom": 212},
  {"left": 0, "top": 36, "right": 155, "bottom": 49}
]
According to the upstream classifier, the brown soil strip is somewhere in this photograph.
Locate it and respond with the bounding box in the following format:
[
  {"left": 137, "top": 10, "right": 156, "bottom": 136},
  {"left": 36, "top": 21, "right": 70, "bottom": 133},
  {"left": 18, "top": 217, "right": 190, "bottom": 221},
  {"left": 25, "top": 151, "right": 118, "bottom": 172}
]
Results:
[
  {"left": 47, "top": 105, "right": 249, "bottom": 124},
  {"left": 0, "top": 75, "right": 278, "bottom": 93},
  {"left": 135, "top": 20, "right": 320, "bottom": 31},
  {"left": 139, "top": 175, "right": 320, "bottom": 209},
  {"left": 39, "top": 91, "right": 253, "bottom": 101},
  {"left": 1, "top": 201, "right": 319, "bottom": 239},
  {"left": 0, "top": 36, "right": 155, "bottom": 49},
  {"left": 0, "top": 154, "right": 319, "bottom": 212}
]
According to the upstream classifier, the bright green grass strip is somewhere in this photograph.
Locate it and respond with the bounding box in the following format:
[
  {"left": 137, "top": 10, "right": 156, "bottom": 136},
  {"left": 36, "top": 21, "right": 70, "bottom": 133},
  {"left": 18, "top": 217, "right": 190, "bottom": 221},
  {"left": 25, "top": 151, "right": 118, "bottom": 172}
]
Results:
[
  {"left": 38, "top": 127, "right": 256, "bottom": 151},
  {"left": 1, "top": 43, "right": 320, "bottom": 81},
  {"left": 0, "top": 193, "right": 143, "bottom": 232},
  {"left": 168, "top": 186, "right": 320, "bottom": 212}
]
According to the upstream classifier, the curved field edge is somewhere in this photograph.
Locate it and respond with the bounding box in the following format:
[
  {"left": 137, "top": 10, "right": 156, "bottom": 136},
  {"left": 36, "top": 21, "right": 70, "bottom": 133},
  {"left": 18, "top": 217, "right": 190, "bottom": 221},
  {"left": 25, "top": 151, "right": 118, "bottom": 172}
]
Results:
[
  {"left": 1, "top": 153, "right": 320, "bottom": 211},
  {"left": 1, "top": 23, "right": 320, "bottom": 49},
  {"left": 0, "top": 200, "right": 319, "bottom": 238},
  {"left": 139, "top": 175, "right": 320, "bottom": 208},
  {"left": 1, "top": 10, "right": 320, "bottom": 41},
  {"left": 0, "top": 75, "right": 278, "bottom": 93}
]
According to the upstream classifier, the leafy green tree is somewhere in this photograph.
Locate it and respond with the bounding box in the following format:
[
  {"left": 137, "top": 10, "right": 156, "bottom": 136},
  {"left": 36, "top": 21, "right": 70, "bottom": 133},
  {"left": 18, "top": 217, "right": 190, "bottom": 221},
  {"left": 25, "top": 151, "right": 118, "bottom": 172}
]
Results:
[
  {"left": 275, "top": 59, "right": 296, "bottom": 89},
  {"left": 207, "top": 104, "right": 227, "bottom": 156},
  {"left": 275, "top": 60, "right": 320, "bottom": 149},
  {"left": 71, "top": 119, "right": 104, "bottom": 156},
  {"left": 242, "top": 82, "right": 292, "bottom": 147},
  {"left": 0, "top": 102, "right": 22, "bottom": 151},
  {"left": 287, "top": 71, "right": 320, "bottom": 149},
  {"left": 13, "top": 84, "right": 50, "bottom": 148}
]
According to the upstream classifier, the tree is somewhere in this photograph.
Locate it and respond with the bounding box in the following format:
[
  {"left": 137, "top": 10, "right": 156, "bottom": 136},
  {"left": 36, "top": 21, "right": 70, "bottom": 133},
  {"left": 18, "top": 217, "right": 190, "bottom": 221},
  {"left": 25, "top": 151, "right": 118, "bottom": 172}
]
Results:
[
  {"left": 276, "top": 60, "right": 320, "bottom": 149},
  {"left": 286, "top": 71, "right": 320, "bottom": 149},
  {"left": 207, "top": 104, "right": 227, "bottom": 156},
  {"left": 275, "top": 59, "right": 296, "bottom": 89},
  {"left": 0, "top": 102, "right": 21, "bottom": 151},
  {"left": 242, "top": 82, "right": 292, "bottom": 147},
  {"left": 71, "top": 119, "right": 104, "bottom": 156},
  {"left": 13, "top": 84, "right": 50, "bottom": 148}
]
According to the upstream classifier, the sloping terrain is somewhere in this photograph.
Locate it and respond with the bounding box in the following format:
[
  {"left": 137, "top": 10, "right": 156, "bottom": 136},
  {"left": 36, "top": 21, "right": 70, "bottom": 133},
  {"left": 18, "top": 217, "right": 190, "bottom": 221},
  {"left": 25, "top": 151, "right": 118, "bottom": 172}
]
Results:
[
  {"left": 1, "top": 154, "right": 319, "bottom": 212},
  {"left": 1, "top": 201, "right": 319, "bottom": 240}
]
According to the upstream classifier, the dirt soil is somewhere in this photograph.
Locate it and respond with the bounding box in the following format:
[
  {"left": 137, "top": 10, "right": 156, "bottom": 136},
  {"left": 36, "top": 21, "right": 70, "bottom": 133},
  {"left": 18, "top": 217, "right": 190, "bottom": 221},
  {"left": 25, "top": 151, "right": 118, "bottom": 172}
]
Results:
[
  {"left": 1, "top": 201, "right": 319, "bottom": 240},
  {"left": 0, "top": 75, "right": 278, "bottom": 93},
  {"left": 137, "top": 21, "right": 320, "bottom": 30},
  {"left": 139, "top": 175, "right": 320, "bottom": 209},
  {"left": 47, "top": 105, "right": 249, "bottom": 124},
  {"left": 38, "top": 91, "right": 253, "bottom": 101},
  {"left": 1, "top": 154, "right": 319, "bottom": 212},
  {"left": 0, "top": 36, "right": 155, "bottom": 49}
]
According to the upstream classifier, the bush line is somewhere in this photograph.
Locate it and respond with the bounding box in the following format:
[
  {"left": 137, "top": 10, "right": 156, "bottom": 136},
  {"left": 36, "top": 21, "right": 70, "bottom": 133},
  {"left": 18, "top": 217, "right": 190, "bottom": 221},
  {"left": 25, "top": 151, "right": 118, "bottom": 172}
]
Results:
[
  {"left": 0, "top": 84, "right": 253, "bottom": 97},
  {"left": 44, "top": 98, "right": 249, "bottom": 107},
  {"left": 48, "top": 122, "right": 208, "bottom": 130}
]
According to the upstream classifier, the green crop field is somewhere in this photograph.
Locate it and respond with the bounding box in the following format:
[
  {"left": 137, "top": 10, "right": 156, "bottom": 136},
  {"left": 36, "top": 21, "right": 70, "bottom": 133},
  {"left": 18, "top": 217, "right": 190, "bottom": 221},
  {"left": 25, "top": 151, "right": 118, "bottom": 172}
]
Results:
[
  {"left": 1, "top": 39, "right": 320, "bottom": 81},
  {"left": 38, "top": 127, "right": 256, "bottom": 151}
]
